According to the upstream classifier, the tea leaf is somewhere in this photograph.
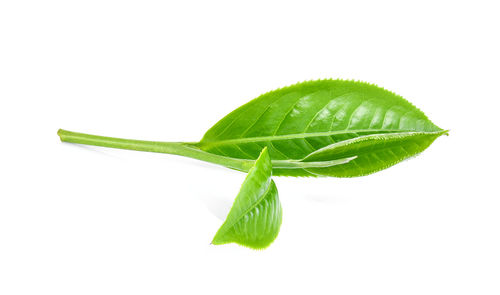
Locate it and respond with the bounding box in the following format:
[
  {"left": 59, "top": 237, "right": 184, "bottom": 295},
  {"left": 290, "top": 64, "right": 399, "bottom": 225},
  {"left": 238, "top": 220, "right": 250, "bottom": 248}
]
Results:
[
  {"left": 58, "top": 79, "right": 446, "bottom": 177},
  {"left": 302, "top": 131, "right": 446, "bottom": 177},
  {"left": 197, "top": 79, "right": 445, "bottom": 176},
  {"left": 57, "top": 79, "right": 448, "bottom": 249},
  {"left": 212, "top": 147, "right": 282, "bottom": 249}
]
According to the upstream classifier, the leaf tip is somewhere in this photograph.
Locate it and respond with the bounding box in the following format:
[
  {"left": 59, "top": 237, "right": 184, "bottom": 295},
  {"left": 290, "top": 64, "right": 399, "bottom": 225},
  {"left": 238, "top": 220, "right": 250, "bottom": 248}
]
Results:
[{"left": 259, "top": 145, "right": 269, "bottom": 156}]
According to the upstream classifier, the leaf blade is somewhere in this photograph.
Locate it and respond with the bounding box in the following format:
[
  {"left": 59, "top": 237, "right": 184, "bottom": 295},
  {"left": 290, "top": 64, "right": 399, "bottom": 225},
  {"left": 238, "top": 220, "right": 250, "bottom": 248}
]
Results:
[
  {"left": 212, "top": 147, "right": 282, "bottom": 249},
  {"left": 198, "top": 79, "right": 445, "bottom": 176}
]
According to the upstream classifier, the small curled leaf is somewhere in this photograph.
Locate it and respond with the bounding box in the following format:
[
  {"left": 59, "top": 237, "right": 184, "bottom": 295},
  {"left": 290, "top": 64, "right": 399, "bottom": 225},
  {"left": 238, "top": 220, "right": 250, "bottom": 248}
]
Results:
[{"left": 211, "top": 147, "right": 282, "bottom": 249}]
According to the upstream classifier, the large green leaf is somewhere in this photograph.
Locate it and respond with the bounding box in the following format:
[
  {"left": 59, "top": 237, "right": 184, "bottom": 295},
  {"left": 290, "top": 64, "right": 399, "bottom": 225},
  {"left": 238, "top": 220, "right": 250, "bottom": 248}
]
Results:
[
  {"left": 196, "top": 79, "right": 445, "bottom": 177},
  {"left": 212, "top": 147, "right": 282, "bottom": 249},
  {"left": 58, "top": 79, "right": 446, "bottom": 177}
]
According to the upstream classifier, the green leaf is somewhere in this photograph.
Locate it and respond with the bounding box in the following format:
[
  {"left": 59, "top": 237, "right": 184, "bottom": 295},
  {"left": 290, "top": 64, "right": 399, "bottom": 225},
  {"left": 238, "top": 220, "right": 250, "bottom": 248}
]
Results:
[
  {"left": 302, "top": 131, "right": 447, "bottom": 177},
  {"left": 212, "top": 147, "right": 282, "bottom": 249},
  {"left": 58, "top": 79, "right": 447, "bottom": 177},
  {"left": 196, "top": 79, "right": 446, "bottom": 177}
]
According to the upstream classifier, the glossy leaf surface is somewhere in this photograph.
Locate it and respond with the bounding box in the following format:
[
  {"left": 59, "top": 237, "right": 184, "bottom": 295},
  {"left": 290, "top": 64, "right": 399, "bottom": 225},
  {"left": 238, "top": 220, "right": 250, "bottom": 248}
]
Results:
[
  {"left": 58, "top": 79, "right": 446, "bottom": 177},
  {"left": 212, "top": 147, "right": 282, "bottom": 249},
  {"left": 197, "top": 79, "right": 445, "bottom": 177},
  {"left": 303, "top": 131, "right": 446, "bottom": 177}
]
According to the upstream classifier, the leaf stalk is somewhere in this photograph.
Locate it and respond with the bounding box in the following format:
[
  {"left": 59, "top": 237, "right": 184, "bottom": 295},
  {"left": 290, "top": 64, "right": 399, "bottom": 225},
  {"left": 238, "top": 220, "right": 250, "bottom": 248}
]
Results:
[{"left": 57, "top": 129, "right": 255, "bottom": 172}]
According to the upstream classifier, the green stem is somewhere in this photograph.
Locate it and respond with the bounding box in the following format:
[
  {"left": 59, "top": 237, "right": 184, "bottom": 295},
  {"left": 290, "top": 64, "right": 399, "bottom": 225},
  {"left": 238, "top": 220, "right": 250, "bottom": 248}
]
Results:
[{"left": 57, "top": 129, "right": 254, "bottom": 172}]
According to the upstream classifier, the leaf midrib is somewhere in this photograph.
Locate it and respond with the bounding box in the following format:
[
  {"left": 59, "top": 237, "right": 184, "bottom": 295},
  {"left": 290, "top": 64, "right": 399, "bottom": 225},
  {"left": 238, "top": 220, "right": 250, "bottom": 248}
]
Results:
[{"left": 199, "top": 128, "right": 426, "bottom": 148}]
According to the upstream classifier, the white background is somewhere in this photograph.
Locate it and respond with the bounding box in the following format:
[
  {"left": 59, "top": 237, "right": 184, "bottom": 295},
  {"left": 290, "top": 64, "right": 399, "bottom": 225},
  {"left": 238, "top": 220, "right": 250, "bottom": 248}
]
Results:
[{"left": 1, "top": 1, "right": 499, "bottom": 294}]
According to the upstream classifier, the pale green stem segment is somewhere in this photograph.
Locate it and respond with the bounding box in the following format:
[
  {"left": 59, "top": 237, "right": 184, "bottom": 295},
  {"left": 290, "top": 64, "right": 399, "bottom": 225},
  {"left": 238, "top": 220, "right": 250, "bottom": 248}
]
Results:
[
  {"left": 57, "top": 129, "right": 355, "bottom": 172},
  {"left": 57, "top": 129, "right": 255, "bottom": 172}
]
